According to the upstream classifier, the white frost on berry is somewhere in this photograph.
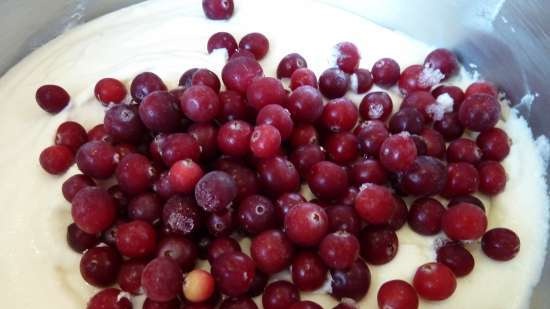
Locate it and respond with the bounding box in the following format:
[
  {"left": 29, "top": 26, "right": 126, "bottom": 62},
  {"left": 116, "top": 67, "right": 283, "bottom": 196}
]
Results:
[
  {"left": 427, "top": 93, "right": 454, "bottom": 121},
  {"left": 349, "top": 73, "right": 359, "bottom": 93},
  {"left": 419, "top": 64, "right": 444, "bottom": 88}
]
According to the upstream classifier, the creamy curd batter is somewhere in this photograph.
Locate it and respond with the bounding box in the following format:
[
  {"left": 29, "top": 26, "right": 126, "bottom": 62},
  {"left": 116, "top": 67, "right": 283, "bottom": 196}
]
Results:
[{"left": 0, "top": 0, "right": 548, "bottom": 308}]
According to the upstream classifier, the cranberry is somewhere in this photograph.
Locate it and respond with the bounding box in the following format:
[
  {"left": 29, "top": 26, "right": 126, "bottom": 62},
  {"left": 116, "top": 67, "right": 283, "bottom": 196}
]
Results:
[
  {"left": 142, "top": 257, "right": 183, "bottom": 302},
  {"left": 86, "top": 288, "right": 131, "bottom": 309},
  {"left": 433, "top": 112, "right": 464, "bottom": 141},
  {"left": 257, "top": 104, "right": 293, "bottom": 140},
  {"left": 332, "top": 301, "right": 358, "bottom": 309},
  {"left": 325, "top": 132, "right": 359, "bottom": 164},
  {"left": 66, "top": 223, "right": 100, "bottom": 253},
  {"left": 188, "top": 122, "right": 219, "bottom": 161},
  {"left": 162, "top": 195, "right": 202, "bottom": 235},
  {"left": 359, "top": 92, "right": 393, "bottom": 121},
  {"left": 143, "top": 299, "right": 180, "bottom": 309},
  {"left": 179, "top": 68, "right": 199, "bottom": 89},
  {"left": 447, "top": 138, "right": 482, "bottom": 163},
  {"left": 153, "top": 172, "right": 175, "bottom": 200},
  {"left": 118, "top": 259, "right": 147, "bottom": 294},
  {"left": 387, "top": 195, "right": 408, "bottom": 230},
  {"left": 251, "top": 229, "right": 294, "bottom": 274},
  {"left": 330, "top": 259, "right": 371, "bottom": 301},
  {"left": 321, "top": 98, "right": 358, "bottom": 132},
  {"left": 247, "top": 77, "right": 287, "bottom": 110},
  {"left": 377, "top": 280, "right": 419, "bottom": 309},
  {"left": 419, "top": 128, "right": 445, "bottom": 158},
  {"left": 138, "top": 91, "right": 182, "bottom": 133},
  {"left": 207, "top": 236, "right": 241, "bottom": 264},
  {"left": 211, "top": 252, "right": 256, "bottom": 297},
  {"left": 104, "top": 104, "right": 145, "bottom": 143},
  {"left": 218, "top": 90, "right": 250, "bottom": 122},
  {"left": 179, "top": 85, "right": 220, "bottom": 122},
  {"left": 307, "top": 161, "right": 349, "bottom": 200},
  {"left": 220, "top": 297, "right": 258, "bottom": 309},
  {"left": 289, "top": 144, "right": 324, "bottom": 176},
  {"left": 424, "top": 48, "right": 459, "bottom": 79},
  {"left": 371, "top": 58, "right": 400, "bottom": 87},
  {"left": 76, "top": 141, "right": 118, "bottom": 179},
  {"left": 183, "top": 269, "right": 216, "bottom": 303},
  {"left": 130, "top": 72, "right": 167, "bottom": 103},
  {"left": 94, "top": 78, "right": 127, "bottom": 105},
  {"left": 477, "top": 127, "right": 510, "bottom": 161},
  {"left": 442, "top": 202, "right": 487, "bottom": 240},
  {"left": 80, "top": 246, "right": 122, "bottom": 287},
  {"left": 39, "top": 145, "right": 73, "bottom": 175},
  {"left": 290, "top": 123, "right": 319, "bottom": 147},
  {"left": 229, "top": 49, "right": 257, "bottom": 61},
  {"left": 326, "top": 205, "right": 361, "bottom": 235},
  {"left": 389, "top": 108, "right": 425, "bottom": 134},
  {"left": 413, "top": 262, "right": 456, "bottom": 301},
  {"left": 320, "top": 231, "right": 359, "bottom": 270},
  {"left": 360, "top": 225, "right": 399, "bottom": 264},
  {"left": 411, "top": 135, "right": 427, "bottom": 155},
  {"left": 238, "top": 195, "right": 277, "bottom": 235},
  {"left": 354, "top": 120, "right": 389, "bottom": 156},
  {"left": 207, "top": 32, "right": 238, "bottom": 56},
  {"left": 334, "top": 42, "right": 360, "bottom": 73},
  {"left": 239, "top": 32, "right": 270, "bottom": 60},
  {"left": 379, "top": 133, "right": 417, "bottom": 172},
  {"left": 398, "top": 65, "right": 431, "bottom": 95},
  {"left": 319, "top": 68, "right": 350, "bottom": 99},
  {"left": 478, "top": 160, "right": 507, "bottom": 195},
  {"left": 458, "top": 94, "right": 501, "bottom": 131},
  {"left": 277, "top": 53, "right": 308, "bottom": 78},
  {"left": 215, "top": 158, "right": 260, "bottom": 201},
  {"left": 287, "top": 86, "right": 324, "bottom": 123},
  {"left": 289, "top": 301, "right": 323, "bottom": 309},
  {"left": 222, "top": 57, "right": 263, "bottom": 93},
  {"left": 88, "top": 124, "right": 113, "bottom": 144},
  {"left": 443, "top": 162, "right": 479, "bottom": 197},
  {"left": 116, "top": 220, "right": 157, "bottom": 258},
  {"left": 247, "top": 270, "right": 269, "bottom": 297},
  {"left": 206, "top": 210, "right": 235, "bottom": 237},
  {"left": 114, "top": 143, "right": 137, "bottom": 159},
  {"left": 355, "top": 184, "right": 395, "bottom": 225},
  {"left": 116, "top": 154, "right": 156, "bottom": 195},
  {"left": 167, "top": 159, "right": 203, "bottom": 195},
  {"left": 407, "top": 198, "right": 445, "bottom": 235},
  {"left": 72, "top": 187, "right": 117, "bottom": 234},
  {"left": 284, "top": 202, "right": 329, "bottom": 246},
  {"left": 437, "top": 242, "right": 475, "bottom": 277},
  {"left": 161, "top": 133, "right": 201, "bottom": 166},
  {"left": 258, "top": 156, "right": 300, "bottom": 196},
  {"left": 195, "top": 171, "right": 238, "bottom": 213},
  {"left": 55, "top": 121, "right": 88, "bottom": 152},
  {"left": 275, "top": 192, "right": 306, "bottom": 223},
  {"left": 465, "top": 81, "right": 498, "bottom": 98},
  {"left": 401, "top": 91, "right": 435, "bottom": 121},
  {"left": 350, "top": 159, "right": 387, "bottom": 186},
  {"left": 290, "top": 251, "right": 327, "bottom": 291},
  {"left": 36, "top": 84, "right": 70, "bottom": 113},
  {"left": 290, "top": 68, "right": 318, "bottom": 90},
  {"left": 432, "top": 85, "right": 465, "bottom": 111},
  {"left": 448, "top": 195, "right": 485, "bottom": 211},
  {"left": 482, "top": 228, "right": 520, "bottom": 261},
  {"left": 352, "top": 68, "right": 373, "bottom": 94},
  {"left": 263, "top": 281, "right": 301, "bottom": 309},
  {"left": 401, "top": 156, "right": 447, "bottom": 196},
  {"left": 217, "top": 120, "right": 253, "bottom": 156},
  {"left": 250, "top": 124, "right": 282, "bottom": 159},
  {"left": 128, "top": 193, "right": 162, "bottom": 224},
  {"left": 156, "top": 235, "right": 198, "bottom": 271},
  {"left": 202, "top": 0, "right": 234, "bottom": 20}
]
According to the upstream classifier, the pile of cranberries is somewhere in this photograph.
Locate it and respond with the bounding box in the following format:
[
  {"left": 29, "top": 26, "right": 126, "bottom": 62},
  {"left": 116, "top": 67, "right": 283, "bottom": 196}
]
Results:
[{"left": 35, "top": 1, "right": 522, "bottom": 308}]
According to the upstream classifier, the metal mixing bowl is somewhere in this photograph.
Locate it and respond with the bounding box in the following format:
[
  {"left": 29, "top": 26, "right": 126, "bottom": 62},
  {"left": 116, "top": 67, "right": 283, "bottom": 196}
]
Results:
[{"left": 1, "top": 0, "right": 548, "bottom": 307}]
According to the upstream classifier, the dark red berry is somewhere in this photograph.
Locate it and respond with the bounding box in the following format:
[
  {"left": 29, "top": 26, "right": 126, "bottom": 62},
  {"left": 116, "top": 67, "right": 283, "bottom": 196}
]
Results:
[
  {"left": 334, "top": 42, "right": 360, "bottom": 73},
  {"left": 262, "top": 281, "right": 300, "bottom": 309},
  {"left": 352, "top": 68, "right": 373, "bottom": 94},
  {"left": 220, "top": 297, "right": 258, "bottom": 309},
  {"left": 291, "top": 251, "right": 327, "bottom": 291},
  {"left": 72, "top": 187, "right": 117, "bottom": 234},
  {"left": 437, "top": 242, "right": 475, "bottom": 277},
  {"left": 86, "top": 288, "right": 131, "bottom": 309},
  {"left": 465, "top": 81, "right": 498, "bottom": 98},
  {"left": 36, "top": 84, "right": 70, "bottom": 113},
  {"left": 277, "top": 53, "right": 308, "bottom": 78},
  {"left": 247, "top": 77, "right": 287, "bottom": 111},
  {"left": 139, "top": 91, "right": 182, "bottom": 133},
  {"left": 211, "top": 252, "right": 256, "bottom": 297},
  {"left": 250, "top": 124, "right": 282, "bottom": 159},
  {"left": 371, "top": 58, "right": 400, "bottom": 87},
  {"left": 321, "top": 98, "right": 359, "bottom": 133},
  {"left": 407, "top": 198, "right": 445, "bottom": 235},
  {"left": 88, "top": 124, "right": 113, "bottom": 144},
  {"left": 202, "top": 0, "right": 234, "bottom": 20},
  {"left": 116, "top": 220, "right": 157, "bottom": 258},
  {"left": 289, "top": 301, "right": 323, "bottom": 309},
  {"left": 162, "top": 195, "right": 202, "bottom": 235},
  {"left": 377, "top": 280, "right": 419, "bottom": 309},
  {"left": 195, "top": 171, "right": 238, "bottom": 213},
  {"left": 401, "top": 156, "right": 447, "bottom": 196},
  {"left": 274, "top": 192, "right": 306, "bottom": 224},
  {"left": 320, "top": 231, "right": 360, "bottom": 270},
  {"left": 284, "top": 202, "right": 329, "bottom": 246},
  {"left": 257, "top": 104, "right": 294, "bottom": 140},
  {"left": 76, "top": 141, "right": 118, "bottom": 179},
  {"left": 432, "top": 85, "right": 465, "bottom": 111},
  {"left": 398, "top": 65, "right": 431, "bottom": 95},
  {"left": 319, "top": 68, "right": 350, "bottom": 99},
  {"left": 476, "top": 128, "right": 511, "bottom": 161},
  {"left": 80, "top": 246, "right": 122, "bottom": 287},
  {"left": 287, "top": 86, "right": 324, "bottom": 123},
  {"left": 433, "top": 112, "right": 464, "bottom": 141},
  {"left": 238, "top": 195, "right": 277, "bottom": 235},
  {"left": 478, "top": 160, "right": 507, "bottom": 195},
  {"left": 130, "top": 72, "right": 167, "bottom": 103},
  {"left": 355, "top": 184, "right": 395, "bottom": 225},
  {"left": 482, "top": 228, "right": 520, "bottom": 261},
  {"left": 116, "top": 153, "right": 156, "bottom": 195},
  {"left": 157, "top": 235, "right": 198, "bottom": 271},
  {"left": 326, "top": 205, "right": 362, "bottom": 235},
  {"left": 443, "top": 162, "right": 479, "bottom": 197},
  {"left": 168, "top": 159, "right": 203, "bottom": 194},
  {"left": 160, "top": 133, "right": 201, "bottom": 166},
  {"left": 389, "top": 108, "right": 425, "bottom": 134},
  {"left": 222, "top": 57, "right": 263, "bottom": 93},
  {"left": 55, "top": 121, "right": 88, "bottom": 152},
  {"left": 141, "top": 257, "right": 183, "bottom": 302},
  {"left": 239, "top": 32, "right": 270, "bottom": 60},
  {"left": 458, "top": 94, "right": 501, "bottom": 131},
  {"left": 307, "top": 161, "right": 349, "bottom": 200},
  {"left": 251, "top": 229, "right": 294, "bottom": 274},
  {"left": 128, "top": 192, "right": 162, "bottom": 224},
  {"left": 217, "top": 120, "right": 253, "bottom": 156},
  {"left": 39, "top": 145, "right": 74, "bottom": 175},
  {"left": 379, "top": 133, "right": 418, "bottom": 172},
  {"left": 207, "top": 32, "right": 238, "bottom": 56},
  {"left": 424, "top": 48, "right": 459, "bottom": 79},
  {"left": 413, "top": 262, "right": 456, "bottom": 301},
  {"left": 330, "top": 259, "right": 371, "bottom": 301},
  {"left": 118, "top": 259, "right": 147, "bottom": 294},
  {"left": 447, "top": 138, "right": 482, "bottom": 163},
  {"left": 66, "top": 223, "right": 100, "bottom": 253},
  {"left": 354, "top": 120, "right": 389, "bottom": 156},
  {"left": 290, "top": 68, "right": 318, "bottom": 90},
  {"left": 359, "top": 91, "right": 393, "bottom": 121},
  {"left": 258, "top": 156, "right": 300, "bottom": 196},
  {"left": 207, "top": 237, "right": 241, "bottom": 264},
  {"left": 442, "top": 202, "right": 487, "bottom": 240},
  {"left": 359, "top": 226, "right": 398, "bottom": 265}
]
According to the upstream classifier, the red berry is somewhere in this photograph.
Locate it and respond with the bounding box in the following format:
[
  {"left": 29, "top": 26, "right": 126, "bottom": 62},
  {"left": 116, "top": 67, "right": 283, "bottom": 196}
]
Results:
[
  {"left": 211, "top": 252, "right": 256, "bottom": 297},
  {"left": 202, "top": 0, "right": 234, "bottom": 20},
  {"left": 465, "top": 81, "right": 498, "bottom": 98},
  {"left": 55, "top": 121, "right": 88, "bottom": 152},
  {"left": 442, "top": 202, "right": 488, "bottom": 240},
  {"left": 478, "top": 160, "right": 507, "bottom": 195},
  {"left": 237, "top": 195, "right": 277, "bottom": 235},
  {"left": 116, "top": 153, "right": 156, "bottom": 195},
  {"left": 354, "top": 184, "right": 395, "bottom": 225},
  {"left": 168, "top": 159, "right": 204, "bottom": 194},
  {"left": 476, "top": 128, "right": 511, "bottom": 161},
  {"left": 443, "top": 162, "right": 479, "bottom": 197},
  {"left": 307, "top": 161, "right": 349, "bottom": 200},
  {"left": 76, "top": 141, "right": 118, "bottom": 179},
  {"left": 379, "top": 133, "right": 418, "bottom": 172},
  {"left": 290, "top": 123, "right": 319, "bottom": 147},
  {"left": 334, "top": 42, "right": 361, "bottom": 73},
  {"left": 319, "top": 231, "right": 360, "bottom": 270},
  {"left": 188, "top": 122, "right": 219, "bottom": 161},
  {"left": 289, "top": 301, "right": 323, "bottom": 309},
  {"left": 217, "top": 120, "right": 253, "bottom": 157},
  {"left": 433, "top": 112, "right": 464, "bottom": 141},
  {"left": 36, "top": 84, "right": 70, "bottom": 113},
  {"left": 398, "top": 65, "right": 430, "bottom": 95},
  {"left": 239, "top": 32, "right": 270, "bottom": 60},
  {"left": 142, "top": 257, "right": 183, "bottom": 302},
  {"left": 257, "top": 156, "right": 300, "bottom": 196},
  {"left": 95, "top": 78, "right": 127, "bottom": 105},
  {"left": 207, "top": 32, "right": 238, "bottom": 56},
  {"left": 359, "top": 91, "right": 393, "bottom": 121},
  {"left": 179, "top": 85, "right": 220, "bottom": 122},
  {"left": 377, "top": 280, "right": 419, "bottom": 309},
  {"left": 287, "top": 86, "right": 324, "bottom": 123},
  {"left": 156, "top": 235, "right": 198, "bottom": 271},
  {"left": 87, "top": 288, "right": 131, "bottom": 309},
  {"left": 424, "top": 48, "right": 459, "bottom": 79},
  {"left": 72, "top": 187, "right": 117, "bottom": 234},
  {"left": 482, "top": 228, "right": 520, "bottom": 261},
  {"left": 128, "top": 192, "right": 162, "bottom": 223},
  {"left": 88, "top": 124, "right": 113, "bottom": 144},
  {"left": 118, "top": 259, "right": 147, "bottom": 294},
  {"left": 401, "top": 156, "right": 447, "bottom": 196},
  {"left": 162, "top": 195, "right": 203, "bottom": 235},
  {"left": 39, "top": 145, "right": 74, "bottom": 175},
  {"left": 66, "top": 223, "right": 100, "bottom": 253},
  {"left": 262, "top": 281, "right": 300, "bottom": 309},
  {"left": 359, "top": 226, "right": 398, "bottom": 265},
  {"left": 325, "top": 132, "right": 359, "bottom": 164},
  {"left": 218, "top": 90, "right": 250, "bottom": 122},
  {"left": 161, "top": 133, "right": 201, "bottom": 166},
  {"left": 413, "top": 262, "right": 456, "bottom": 301},
  {"left": 321, "top": 98, "right": 359, "bottom": 133},
  {"left": 408, "top": 197, "right": 445, "bottom": 235},
  {"left": 291, "top": 251, "right": 327, "bottom": 291},
  {"left": 222, "top": 57, "right": 263, "bottom": 93},
  {"left": 256, "top": 104, "right": 294, "bottom": 140},
  {"left": 116, "top": 220, "right": 157, "bottom": 258},
  {"left": 250, "top": 124, "right": 282, "bottom": 159},
  {"left": 319, "top": 68, "right": 350, "bottom": 99},
  {"left": 436, "top": 242, "right": 475, "bottom": 277},
  {"left": 371, "top": 58, "right": 400, "bottom": 87},
  {"left": 80, "top": 246, "right": 122, "bottom": 287},
  {"left": 130, "top": 72, "right": 167, "bottom": 103},
  {"left": 290, "top": 68, "right": 318, "bottom": 90},
  {"left": 251, "top": 229, "right": 294, "bottom": 274},
  {"left": 401, "top": 91, "right": 435, "bottom": 121},
  {"left": 432, "top": 85, "right": 465, "bottom": 111},
  {"left": 195, "top": 171, "right": 238, "bottom": 213},
  {"left": 458, "top": 94, "right": 501, "bottom": 131},
  {"left": 284, "top": 203, "right": 329, "bottom": 246},
  {"left": 446, "top": 138, "right": 482, "bottom": 164},
  {"left": 354, "top": 120, "right": 389, "bottom": 157},
  {"left": 351, "top": 68, "right": 373, "bottom": 93},
  {"left": 277, "top": 53, "right": 308, "bottom": 78},
  {"left": 330, "top": 259, "right": 371, "bottom": 301},
  {"left": 246, "top": 77, "right": 287, "bottom": 110},
  {"left": 389, "top": 108, "right": 425, "bottom": 134}
]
